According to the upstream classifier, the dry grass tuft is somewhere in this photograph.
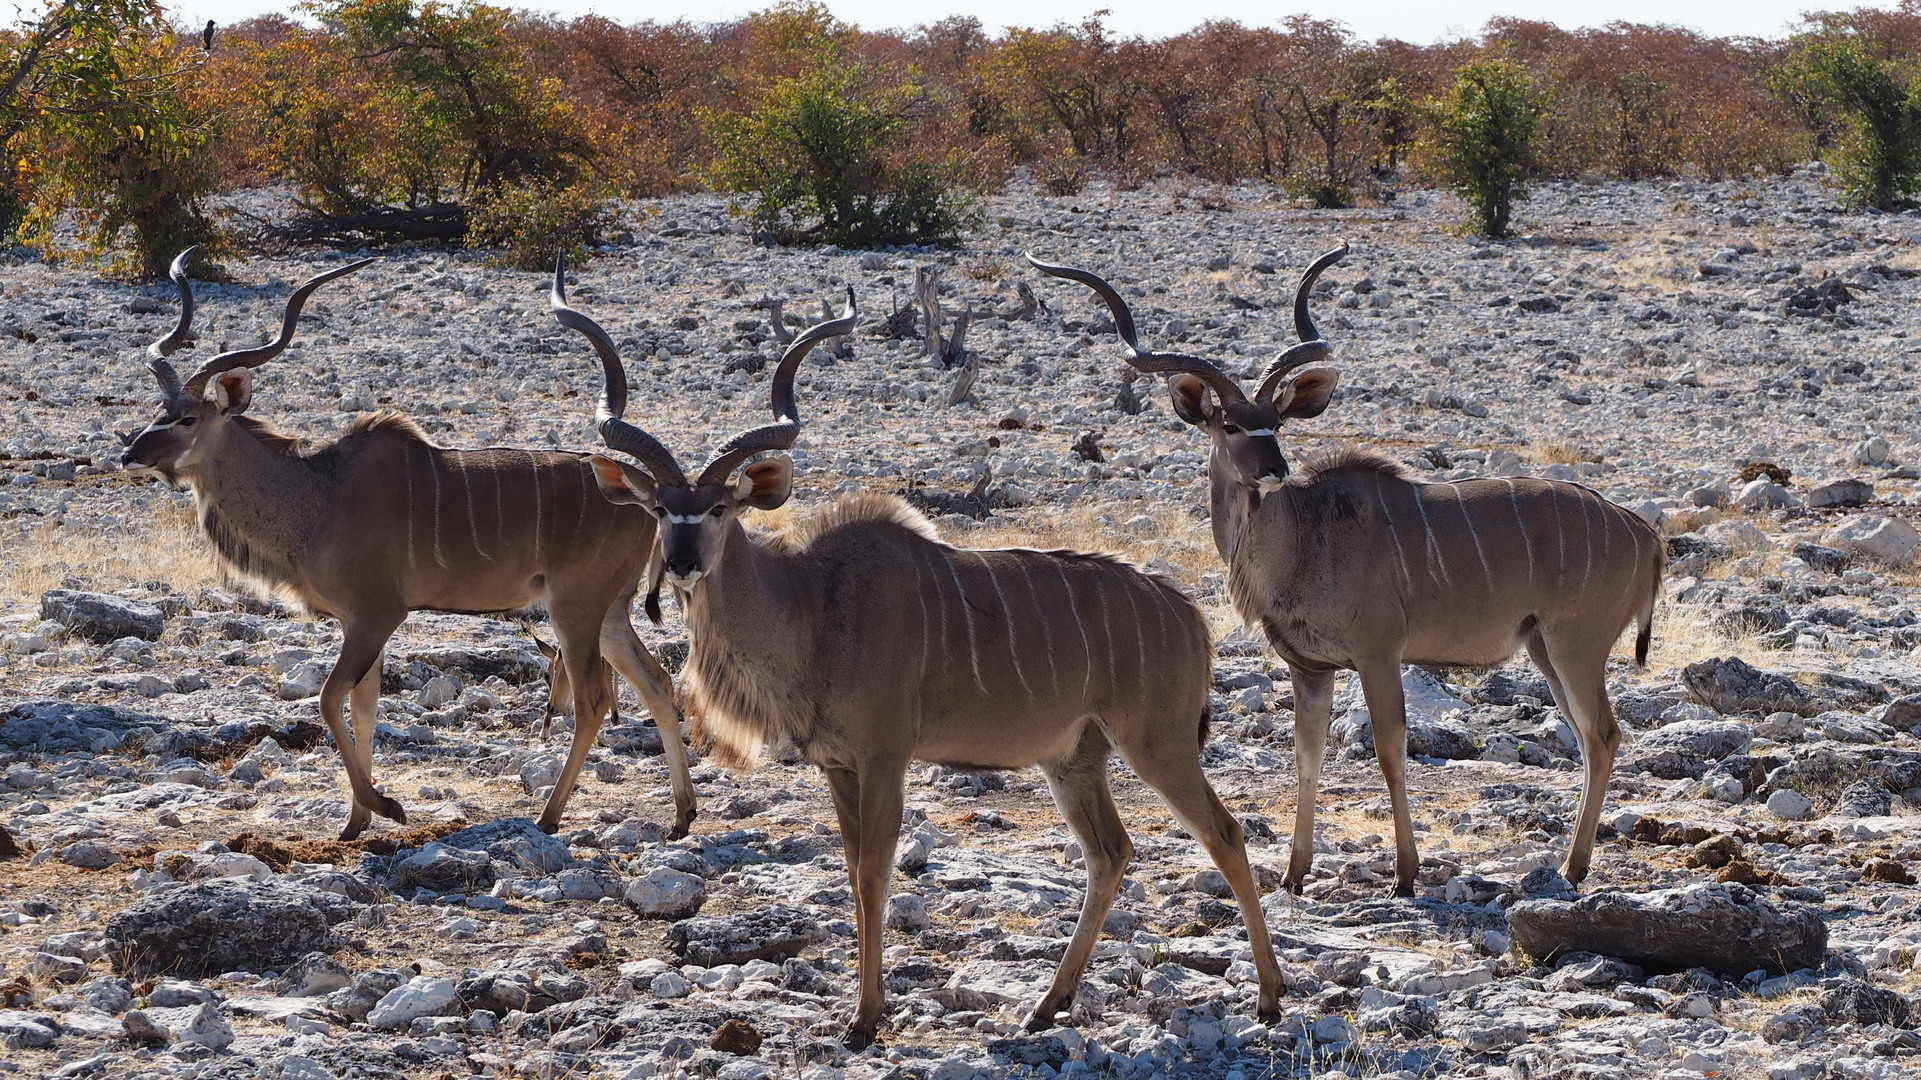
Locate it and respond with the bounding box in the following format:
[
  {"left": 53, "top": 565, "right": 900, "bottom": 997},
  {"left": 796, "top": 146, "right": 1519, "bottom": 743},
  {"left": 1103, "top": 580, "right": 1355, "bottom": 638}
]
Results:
[
  {"left": 1533, "top": 437, "right": 1591, "bottom": 466},
  {"left": 0, "top": 500, "right": 220, "bottom": 606},
  {"left": 1648, "top": 593, "right": 1772, "bottom": 673}
]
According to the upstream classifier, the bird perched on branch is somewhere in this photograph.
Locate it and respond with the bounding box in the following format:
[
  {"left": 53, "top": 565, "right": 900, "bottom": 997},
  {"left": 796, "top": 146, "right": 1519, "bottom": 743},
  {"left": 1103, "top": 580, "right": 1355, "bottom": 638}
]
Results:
[{"left": 201, "top": 20, "right": 215, "bottom": 51}]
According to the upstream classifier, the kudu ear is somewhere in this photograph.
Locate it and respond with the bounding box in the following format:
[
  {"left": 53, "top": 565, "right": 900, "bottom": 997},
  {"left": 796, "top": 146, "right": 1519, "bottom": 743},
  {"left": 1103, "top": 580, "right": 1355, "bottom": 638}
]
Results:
[
  {"left": 588, "top": 454, "right": 659, "bottom": 506},
  {"left": 737, "top": 457, "right": 793, "bottom": 511},
  {"left": 211, "top": 369, "right": 252, "bottom": 414},
  {"left": 1166, "top": 374, "right": 1215, "bottom": 427},
  {"left": 1275, "top": 367, "right": 1338, "bottom": 421}
]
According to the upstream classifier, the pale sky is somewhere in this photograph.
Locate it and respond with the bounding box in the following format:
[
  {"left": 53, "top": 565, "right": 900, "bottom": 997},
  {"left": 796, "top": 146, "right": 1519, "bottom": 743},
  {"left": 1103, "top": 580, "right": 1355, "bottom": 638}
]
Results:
[{"left": 156, "top": 0, "right": 1898, "bottom": 45}]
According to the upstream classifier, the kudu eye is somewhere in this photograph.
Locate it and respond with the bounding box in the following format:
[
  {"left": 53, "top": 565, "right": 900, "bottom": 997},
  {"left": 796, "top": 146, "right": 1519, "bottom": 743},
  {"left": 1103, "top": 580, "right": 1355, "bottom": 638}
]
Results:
[
  {"left": 1222, "top": 424, "right": 1241, "bottom": 435},
  {"left": 177, "top": 416, "right": 197, "bottom": 427},
  {"left": 707, "top": 505, "right": 725, "bottom": 517}
]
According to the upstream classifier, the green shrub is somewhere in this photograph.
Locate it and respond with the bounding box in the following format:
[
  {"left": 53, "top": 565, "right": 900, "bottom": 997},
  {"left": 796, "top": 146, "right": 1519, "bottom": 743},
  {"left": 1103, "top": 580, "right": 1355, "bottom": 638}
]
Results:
[
  {"left": 465, "top": 179, "right": 608, "bottom": 271},
  {"left": 1428, "top": 57, "right": 1547, "bottom": 239},
  {"left": 1775, "top": 15, "right": 1921, "bottom": 210},
  {"left": 704, "top": 58, "right": 978, "bottom": 247},
  {"left": 3, "top": 1, "right": 222, "bottom": 277}
]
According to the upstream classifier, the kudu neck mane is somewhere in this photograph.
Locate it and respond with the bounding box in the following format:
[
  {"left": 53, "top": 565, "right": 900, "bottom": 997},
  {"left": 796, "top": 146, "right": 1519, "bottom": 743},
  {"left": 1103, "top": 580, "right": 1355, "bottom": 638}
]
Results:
[
  {"left": 1216, "top": 445, "right": 1411, "bottom": 622},
  {"left": 188, "top": 411, "right": 432, "bottom": 594},
  {"left": 676, "top": 492, "right": 939, "bottom": 768}
]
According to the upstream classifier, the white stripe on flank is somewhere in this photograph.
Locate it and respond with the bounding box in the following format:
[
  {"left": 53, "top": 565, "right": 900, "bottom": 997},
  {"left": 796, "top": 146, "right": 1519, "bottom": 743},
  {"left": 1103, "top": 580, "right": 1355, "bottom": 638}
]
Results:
[
  {"left": 491, "top": 453, "right": 506, "bottom": 560},
  {"left": 1121, "top": 573, "right": 1148, "bottom": 689},
  {"left": 527, "top": 451, "right": 543, "bottom": 568},
  {"left": 1413, "top": 488, "right": 1450, "bottom": 587},
  {"left": 1017, "top": 562, "right": 1061, "bottom": 698},
  {"left": 1550, "top": 484, "right": 1566, "bottom": 589},
  {"left": 1598, "top": 493, "right": 1613, "bottom": 567},
  {"left": 456, "top": 451, "right": 493, "bottom": 562},
  {"left": 1093, "top": 572, "right": 1120, "bottom": 693},
  {"left": 922, "top": 548, "right": 953, "bottom": 667},
  {"left": 573, "top": 459, "right": 588, "bottom": 539},
  {"left": 1452, "top": 483, "right": 1492, "bottom": 590},
  {"left": 428, "top": 448, "right": 449, "bottom": 568},
  {"left": 1373, "top": 475, "right": 1412, "bottom": 586},
  {"left": 946, "top": 556, "right": 989, "bottom": 695},
  {"left": 1503, "top": 479, "right": 1533, "bottom": 588},
  {"left": 977, "top": 553, "right": 1035, "bottom": 701},
  {"left": 1576, "top": 489, "right": 1593, "bottom": 590},
  {"left": 1058, "top": 566, "right": 1094, "bottom": 702}
]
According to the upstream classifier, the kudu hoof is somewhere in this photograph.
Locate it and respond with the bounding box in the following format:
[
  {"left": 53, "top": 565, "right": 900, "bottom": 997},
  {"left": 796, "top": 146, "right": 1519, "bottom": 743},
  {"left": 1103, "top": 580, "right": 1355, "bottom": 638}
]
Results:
[
  {"left": 839, "top": 1023, "right": 877, "bottom": 1052},
  {"left": 381, "top": 796, "right": 408, "bottom": 825},
  {"left": 1392, "top": 883, "right": 1416, "bottom": 899},
  {"left": 1022, "top": 1007, "right": 1062, "bottom": 1034},
  {"left": 667, "top": 808, "right": 697, "bottom": 842},
  {"left": 1281, "top": 877, "right": 1305, "bottom": 896}
]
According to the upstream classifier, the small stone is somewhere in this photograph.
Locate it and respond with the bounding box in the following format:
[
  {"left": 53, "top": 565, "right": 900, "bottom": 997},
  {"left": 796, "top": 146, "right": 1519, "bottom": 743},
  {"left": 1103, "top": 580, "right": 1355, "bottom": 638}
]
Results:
[
  {"left": 1766, "top": 789, "right": 1815, "bottom": 821},
  {"left": 1821, "top": 979, "right": 1911, "bottom": 1026},
  {"left": 884, "top": 893, "right": 930, "bottom": 932},
  {"left": 1761, "top": 1010, "right": 1817, "bottom": 1043},
  {"left": 1805, "top": 478, "right": 1873, "bottom": 509},
  {"left": 366, "top": 976, "right": 458, "bottom": 1031},
  {"left": 711, "top": 1017, "right": 764, "bottom": 1055},
  {"left": 59, "top": 841, "right": 120, "bottom": 869},
  {"left": 418, "top": 675, "right": 461, "bottom": 709},
  {"left": 623, "top": 868, "right": 706, "bottom": 920},
  {"left": 1823, "top": 514, "right": 1920, "bottom": 566}
]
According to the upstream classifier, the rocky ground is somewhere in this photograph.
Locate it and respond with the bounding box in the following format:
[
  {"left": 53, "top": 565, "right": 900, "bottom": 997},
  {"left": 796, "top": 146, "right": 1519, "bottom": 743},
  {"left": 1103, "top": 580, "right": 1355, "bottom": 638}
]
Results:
[{"left": 1, "top": 165, "right": 1920, "bottom": 1080}]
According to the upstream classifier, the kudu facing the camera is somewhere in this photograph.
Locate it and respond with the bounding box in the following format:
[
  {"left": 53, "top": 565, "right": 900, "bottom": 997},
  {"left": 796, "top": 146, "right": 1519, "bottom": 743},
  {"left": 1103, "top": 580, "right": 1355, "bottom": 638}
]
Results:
[
  {"left": 554, "top": 280, "right": 1286, "bottom": 1047},
  {"left": 120, "top": 251, "right": 696, "bottom": 841},
  {"left": 1032, "top": 244, "right": 1661, "bottom": 894}
]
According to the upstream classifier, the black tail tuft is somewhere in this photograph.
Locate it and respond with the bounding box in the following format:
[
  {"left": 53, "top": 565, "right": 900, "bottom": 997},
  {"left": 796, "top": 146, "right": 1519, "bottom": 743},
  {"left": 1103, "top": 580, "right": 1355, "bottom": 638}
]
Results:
[
  {"left": 644, "top": 584, "right": 664, "bottom": 626},
  {"left": 1635, "top": 621, "right": 1652, "bottom": 666},
  {"left": 1197, "top": 703, "right": 1213, "bottom": 749}
]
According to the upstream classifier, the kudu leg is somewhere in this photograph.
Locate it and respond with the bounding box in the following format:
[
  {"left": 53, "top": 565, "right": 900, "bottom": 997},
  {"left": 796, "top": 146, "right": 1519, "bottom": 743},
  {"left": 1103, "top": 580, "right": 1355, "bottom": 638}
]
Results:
[
  {"left": 535, "top": 639, "right": 616, "bottom": 836},
  {"left": 340, "top": 650, "right": 384, "bottom": 838},
  {"left": 1282, "top": 666, "right": 1336, "bottom": 892},
  {"left": 1026, "top": 728, "right": 1134, "bottom": 1031},
  {"left": 322, "top": 613, "right": 408, "bottom": 840},
  {"left": 824, "top": 761, "right": 907, "bottom": 1049},
  {"left": 1127, "top": 735, "right": 1286, "bottom": 1018},
  {"left": 1532, "top": 635, "right": 1622, "bottom": 885},
  {"left": 1356, "top": 659, "right": 1419, "bottom": 897},
  {"left": 601, "top": 609, "right": 697, "bottom": 839}
]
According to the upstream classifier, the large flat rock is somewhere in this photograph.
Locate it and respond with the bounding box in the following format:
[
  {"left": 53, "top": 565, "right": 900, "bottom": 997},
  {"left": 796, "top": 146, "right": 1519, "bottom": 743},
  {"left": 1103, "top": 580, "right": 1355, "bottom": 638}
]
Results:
[{"left": 1507, "top": 883, "right": 1826, "bottom": 977}]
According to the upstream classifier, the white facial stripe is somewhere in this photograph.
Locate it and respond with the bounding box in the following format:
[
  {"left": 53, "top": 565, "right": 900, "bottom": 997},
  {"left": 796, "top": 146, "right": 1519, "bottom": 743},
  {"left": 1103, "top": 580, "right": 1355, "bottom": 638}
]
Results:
[
  {"left": 667, "top": 514, "right": 704, "bottom": 525},
  {"left": 144, "top": 419, "right": 179, "bottom": 431},
  {"left": 666, "top": 569, "right": 704, "bottom": 587},
  {"left": 1243, "top": 428, "right": 1276, "bottom": 437}
]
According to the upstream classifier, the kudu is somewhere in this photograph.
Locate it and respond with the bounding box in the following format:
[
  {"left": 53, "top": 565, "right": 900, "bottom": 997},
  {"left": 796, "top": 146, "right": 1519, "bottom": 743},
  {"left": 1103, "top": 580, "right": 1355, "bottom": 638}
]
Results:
[
  {"left": 1031, "top": 244, "right": 1662, "bottom": 894},
  {"left": 552, "top": 278, "right": 1287, "bottom": 1048},
  {"left": 120, "top": 251, "right": 696, "bottom": 841}
]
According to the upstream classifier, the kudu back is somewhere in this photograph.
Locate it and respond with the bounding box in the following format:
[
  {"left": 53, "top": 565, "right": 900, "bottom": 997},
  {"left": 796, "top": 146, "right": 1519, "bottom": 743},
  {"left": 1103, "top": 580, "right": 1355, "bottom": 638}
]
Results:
[
  {"left": 551, "top": 276, "right": 1287, "bottom": 1048},
  {"left": 1032, "top": 244, "right": 1661, "bottom": 893},
  {"left": 120, "top": 251, "right": 697, "bottom": 840}
]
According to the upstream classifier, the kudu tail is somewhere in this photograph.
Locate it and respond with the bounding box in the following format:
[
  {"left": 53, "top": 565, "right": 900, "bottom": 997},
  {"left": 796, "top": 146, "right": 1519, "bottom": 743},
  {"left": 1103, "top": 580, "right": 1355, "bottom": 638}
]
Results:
[{"left": 1635, "top": 538, "right": 1663, "bottom": 668}]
